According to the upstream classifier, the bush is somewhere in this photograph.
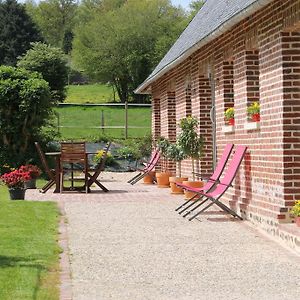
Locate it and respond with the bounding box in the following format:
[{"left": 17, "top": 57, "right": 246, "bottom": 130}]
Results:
[
  {"left": 18, "top": 42, "right": 68, "bottom": 102},
  {"left": 0, "top": 65, "right": 53, "bottom": 169},
  {"left": 93, "top": 150, "right": 115, "bottom": 166}
]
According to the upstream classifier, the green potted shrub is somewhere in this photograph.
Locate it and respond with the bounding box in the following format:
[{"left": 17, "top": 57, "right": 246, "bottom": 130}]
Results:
[
  {"left": 224, "top": 107, "right": 235, "bottom": 125},
  {"left": 177, "top": 116, "right": 204, "bottom": 198},
  {"left": 290, "top": 200, "right": 300, "bottom": 227},
  {"left": 166, "top": 142, "right": 188, "bottom": 194},
  {"left": 247, "top": 101, "right": 260, "bottom": 122},
  {"left": 156, "top": 137, "right": 172, "bottom": 187}
]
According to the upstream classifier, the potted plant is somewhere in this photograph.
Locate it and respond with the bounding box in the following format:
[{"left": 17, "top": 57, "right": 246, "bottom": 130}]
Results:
[
  {"left": 19, "top": 164, "right": 41, "bottom": 189},
  {"left": 224, "top": 107, "right": 235, "bottom": 125},
  {"left": 290, "top": 200, "right": 300, "bottom": 227},
  {"left": 156, "top": 137, "right": 172, "bottom": 187},
  {"left": 247, "top": 101, "right": 260, "bottom": 122},
  {"left": 1, "top": 168, "right": 31, "bottom": 200},
  {"left": 166, "top": 142, "right": 188, "bottom": 194},
  {"left": 177, "top": 116, "right": 204, "bottom": 199}
]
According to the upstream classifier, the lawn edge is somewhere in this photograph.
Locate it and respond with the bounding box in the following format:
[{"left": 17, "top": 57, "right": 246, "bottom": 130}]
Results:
[{"left": 57, "top": 201, "right": 73, "bottom": 300}]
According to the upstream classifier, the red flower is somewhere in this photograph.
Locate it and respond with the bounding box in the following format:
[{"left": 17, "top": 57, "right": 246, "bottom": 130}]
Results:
[
  {"left": 1, "top": 168, "right": 31, "bottom": 188},
  {"left": 19, "top": 164, "right": 41, "bottom": 179}
]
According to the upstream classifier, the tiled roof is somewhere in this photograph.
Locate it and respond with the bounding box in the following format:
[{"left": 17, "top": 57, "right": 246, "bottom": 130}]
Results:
[{"left": 136, "top": 0, "right": 272, "bottom": 93}]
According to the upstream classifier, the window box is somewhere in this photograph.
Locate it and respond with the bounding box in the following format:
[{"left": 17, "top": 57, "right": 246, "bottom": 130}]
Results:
[
  {"left": 222, "top": 125, "right": 235, "bottom": 133},
  {"left": 244, "top": 121, "right": 260, "bottom": 131}
]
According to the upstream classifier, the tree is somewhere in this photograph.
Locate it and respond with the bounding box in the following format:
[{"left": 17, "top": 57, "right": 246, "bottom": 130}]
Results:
[
  {"left": 25, "top": 0, "right": 78, "bottom": 52},
  {"left": 0, "top": 0, "right": 42, "bottom": 66},
  {"left": 72, "top": 0, "right": 186, "bottom": 103},
  {"left": 0, "top": 66, "right": 52, "bottom": 167},
  {"left": 18, "top": 42, "right": 69, "bottom": 102},
  {"left": 189, "top": 0, "right": 205, "bottom": 19}
]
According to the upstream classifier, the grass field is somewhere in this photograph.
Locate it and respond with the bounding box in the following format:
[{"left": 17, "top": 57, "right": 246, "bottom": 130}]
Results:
[
  {"left": 0, "top": 182, "right": 60, "bottom": 300},
  {"left": 55, "top": 105, "right": 151, "bottom": 141},
  {"left": 65, "top": 84, "right": 119, "bottom": 104}
]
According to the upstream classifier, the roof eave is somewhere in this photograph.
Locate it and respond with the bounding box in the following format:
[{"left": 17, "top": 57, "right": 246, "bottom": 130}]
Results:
[{"left": 134, "top": 0, "right": 273, "bottom": 95}]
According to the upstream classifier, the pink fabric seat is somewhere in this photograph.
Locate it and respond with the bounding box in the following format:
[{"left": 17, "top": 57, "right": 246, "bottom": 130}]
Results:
[
  {"left": 127, "top": 150, "right": 160, "bottom": 185},
  {"left": 178, "top": 145, "right": 247, "bottom": 221},
  {"left": 175, "top": 144, "right": 234, "bottom": 212}
]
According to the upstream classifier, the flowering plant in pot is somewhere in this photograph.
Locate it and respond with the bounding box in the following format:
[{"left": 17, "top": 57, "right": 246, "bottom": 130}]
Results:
[
  {"left": 247, "top": 101, "right": 260, "bottom": 122},
  {"left": 224, "top": 107, "right": 235, "bottom": 125},
  {"left": 166, "top": 142, "right": 188, "bottom": 194},
  {"left": 290, "top": 200, "right": 300, "bottom": 227},
  {"left": 156, "top": 137, "right": 172, "bottom": 187},
  {"left": 1, "top": 168, "right": 31, "bottom": 200},
  {"left": 19, "top": 164, "right": 41, "bottom": 189},
  {"left": 177, "top": 116, "right": 204, "bottom": 198}
]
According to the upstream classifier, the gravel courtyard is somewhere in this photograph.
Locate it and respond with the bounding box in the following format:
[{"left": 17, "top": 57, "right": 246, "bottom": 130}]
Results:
[{"left": 27, "top": 173, "right": 300, "bottom": 300}]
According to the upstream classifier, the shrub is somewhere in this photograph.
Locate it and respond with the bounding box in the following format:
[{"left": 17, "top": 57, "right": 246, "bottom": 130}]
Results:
[
  {"left": 18, "top": 42, "right": 68, "bottom": 102},
  {"left": 0, "top": 65, "right": 53, "bottom": 168},
  {"left": 93, "top": 150, "right": 115, "bottom": 166}
]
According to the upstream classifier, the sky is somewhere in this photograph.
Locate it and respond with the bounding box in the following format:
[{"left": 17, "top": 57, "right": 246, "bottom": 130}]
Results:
[{"left": 171, "top": 0, "right": 192, "bottom": 9}]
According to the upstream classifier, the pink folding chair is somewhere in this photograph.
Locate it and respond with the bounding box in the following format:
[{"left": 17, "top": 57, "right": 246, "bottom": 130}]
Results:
[
  {"left": 181, "top": 145, "right": 247, "bottom": 221},
  {"left": 127, "top": 150, "right": 160, "bottom": 185},
  {"left": 176, "top": 144, "right": 234, "bottom": 213}
]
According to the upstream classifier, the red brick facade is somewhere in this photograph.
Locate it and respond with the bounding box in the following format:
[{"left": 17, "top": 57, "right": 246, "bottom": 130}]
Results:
[{"left": 149, "top": 0, "right": 300, "bottom": 230}]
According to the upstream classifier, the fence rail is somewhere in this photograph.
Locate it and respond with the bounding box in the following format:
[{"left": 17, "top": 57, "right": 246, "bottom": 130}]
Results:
[{"left": 54, "top": 102, "right": 151, "bottom": 139}]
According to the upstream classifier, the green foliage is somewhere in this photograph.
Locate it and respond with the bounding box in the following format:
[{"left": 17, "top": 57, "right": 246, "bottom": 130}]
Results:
[
  {"left": 72, "top": 0, "right": 186, "bottom": 103},
  {"left": 0, "top": 0, "right": 42, "bottom": 66},
  {"left": 166, "top": 143, "right": 186, "bottom": 162},
  {"left": 247, "top": 101, "right": 260, "bottom": 116},
  {"left": 0, "top": 183, "right": 60, "bottom": 299},
  {"left": 157, "top": 137, "right": 171, "bottom": 157},
  {"left": 177, "top": 117, "right": 204, "bottom": 160},
  {"left": 290, "top": 200, "right": 300, "bottom": 217},
  {"left": 18, "top": 42, "right": 69, "bottom": 102},
  {"left": 117, "top": 134, "right": 152, "bottom": 161},
  {"left": 189, "top": 0, "right": 205, "bottom": 19},
  {"left": 0, "top": 65, "right": 53, "bottom": 168},
  {"left": 93, "top": 149, "right": 115, "bottom": 166},
  {"left": 224, "top": 107, "right": 234, "bottom": 121},
  {"left": 25, "top": 0, "right": 78, "bottom": 51}
]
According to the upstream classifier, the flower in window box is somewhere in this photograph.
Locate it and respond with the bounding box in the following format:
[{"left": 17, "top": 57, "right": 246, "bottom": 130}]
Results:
[
  {"left": 224, "top": 107, "right": 235, "bottom": 125},
  {"left": 247, "top": 101, "right": 260, "bottom": 122}
]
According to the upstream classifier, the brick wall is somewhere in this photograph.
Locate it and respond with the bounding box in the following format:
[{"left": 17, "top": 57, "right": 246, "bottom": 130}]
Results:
[{"left": 149, "top": 0, "right": 300, "bottom": 227}]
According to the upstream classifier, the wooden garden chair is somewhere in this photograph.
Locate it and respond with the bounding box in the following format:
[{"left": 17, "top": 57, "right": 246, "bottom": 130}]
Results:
[
  {"left": 35, "top": 142, "right": 56, "bottom": 193},
  {"left": 60, "top": 142, "right": 88, "bottom": 193},
  {"left": 85, "top": 142, "right": 111, "bottom": 192}
]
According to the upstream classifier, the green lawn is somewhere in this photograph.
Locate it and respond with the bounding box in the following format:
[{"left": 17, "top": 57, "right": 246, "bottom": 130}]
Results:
[
  {"left": 54, "top": 106, "right": 151, "bottom": 141},
  {"left": 65, "top": 84, "right": 119, "bottom": 104},
  {"left": 0, "top": 182, "right": 60, "bottom": 300}
]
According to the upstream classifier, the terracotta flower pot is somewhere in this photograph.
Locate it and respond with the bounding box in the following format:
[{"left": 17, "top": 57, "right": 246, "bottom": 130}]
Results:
[
  {"left": 143, "top": 171, "right": 156, "bottom": 185},
  {"left": 295, "top": 216, "right": 300, "bottom": 227},
  {"left": 228, "top": 118, "right": 235, "bottom": 125},
  {"left": 182, "top": 180, "right": 204, "bottom": 199},
  {"left": 251, "top": 113, "right": 260, "bottom": 122},
  {"left": 169, "top": 177, "right": 189, "bottom": 194},
  {"left": 156, "top": 172, "right": 172, "bottom": 188}
]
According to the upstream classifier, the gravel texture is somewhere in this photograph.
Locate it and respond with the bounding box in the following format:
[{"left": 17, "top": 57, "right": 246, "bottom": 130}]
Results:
[{"left": 27, "top": 173, "right": 300, "bottom": 300}]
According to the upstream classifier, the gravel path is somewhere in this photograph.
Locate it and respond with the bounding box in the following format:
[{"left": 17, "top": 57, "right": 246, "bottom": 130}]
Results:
[{"left": 27, "top": 173, "right": 300, "bottom": 300}]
